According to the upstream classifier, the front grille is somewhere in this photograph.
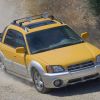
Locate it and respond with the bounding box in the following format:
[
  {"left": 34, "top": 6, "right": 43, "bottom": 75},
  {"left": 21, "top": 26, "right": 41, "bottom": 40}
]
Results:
[
  {"left": 68, "top": 61, "right": 94, "bottom": 72},
  {"left": 68, "top": 73, "right": 99, "bottom": 85}
]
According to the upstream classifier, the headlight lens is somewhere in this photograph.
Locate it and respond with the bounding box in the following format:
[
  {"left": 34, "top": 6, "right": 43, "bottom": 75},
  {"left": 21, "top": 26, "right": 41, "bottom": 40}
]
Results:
[
  {"left": 96, "top": 55, "right": 100, "bottom": 64},
  {"left": 46, "top": 65, "right": 65, "bottom": 73}
]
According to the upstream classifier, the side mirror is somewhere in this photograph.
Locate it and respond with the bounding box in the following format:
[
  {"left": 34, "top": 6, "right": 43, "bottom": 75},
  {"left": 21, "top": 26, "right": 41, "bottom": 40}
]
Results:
[
  {"left": 16, "top": 47, "right": 26, "bottom": 53},
  {"left": 81, "top": 32, "right": 89, "bottom": 39}
]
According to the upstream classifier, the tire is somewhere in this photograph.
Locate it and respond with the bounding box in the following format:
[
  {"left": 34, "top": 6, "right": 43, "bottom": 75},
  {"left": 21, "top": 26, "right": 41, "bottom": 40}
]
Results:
[{"left": 32, "top": 68, "right": 51, "bottom": 93}]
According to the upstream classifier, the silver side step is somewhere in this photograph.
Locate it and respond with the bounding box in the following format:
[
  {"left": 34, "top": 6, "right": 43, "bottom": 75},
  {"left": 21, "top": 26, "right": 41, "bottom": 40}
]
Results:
[{"left": 5, "top": 69, "right": 33, "bottom": 83}]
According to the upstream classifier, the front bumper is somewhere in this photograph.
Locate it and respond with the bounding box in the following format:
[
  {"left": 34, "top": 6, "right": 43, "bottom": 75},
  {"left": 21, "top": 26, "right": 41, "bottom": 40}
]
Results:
[{"left": 42, "top": 64, "right": 100, "bottom": 88}]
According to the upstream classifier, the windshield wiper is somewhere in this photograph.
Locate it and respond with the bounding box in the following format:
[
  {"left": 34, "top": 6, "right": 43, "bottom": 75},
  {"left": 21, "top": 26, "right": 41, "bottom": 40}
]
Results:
[
  {"left": 48, "top": 41, "right": 84, "bottom": 50},
  {"left": 32, "top": 41, "right": 84, "bottom": 54},
  {"left": 32, "top": 43, "right": 71, "bottom": 54},
  {"left": 32, "top": 48, "right": 52, "bottom": 54}
]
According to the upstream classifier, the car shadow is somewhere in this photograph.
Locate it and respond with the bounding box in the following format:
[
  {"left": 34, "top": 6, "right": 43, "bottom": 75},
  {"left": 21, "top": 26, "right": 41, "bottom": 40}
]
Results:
[
  {"left": 49, "top": 79, "right": 100, "bottom": 97},
  {"left": 3, "top": 70, "right": 100, "bottom": 96},
  {"left": 4, "top": 70, "right": 34, "bottom": 87}
]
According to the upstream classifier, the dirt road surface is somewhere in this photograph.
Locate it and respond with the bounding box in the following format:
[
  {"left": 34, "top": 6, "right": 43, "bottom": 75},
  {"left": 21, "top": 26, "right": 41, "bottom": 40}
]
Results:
[
  {"left": 0, "top": 0, "right": 100, "bottom": 100},
  {"left": 0, "top": 68, "right": 100, "bottom": 100}
]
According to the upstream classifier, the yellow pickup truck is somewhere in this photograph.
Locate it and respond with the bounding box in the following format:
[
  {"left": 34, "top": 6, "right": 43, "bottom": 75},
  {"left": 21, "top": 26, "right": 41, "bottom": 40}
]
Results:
[{"left": 0, "top": 13, "right": 100, "bottom": 93}]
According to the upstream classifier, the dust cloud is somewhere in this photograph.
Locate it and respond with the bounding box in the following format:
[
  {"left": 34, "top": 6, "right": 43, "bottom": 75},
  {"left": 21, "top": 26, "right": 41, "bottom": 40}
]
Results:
[
  {"left": 0, "top": 0, "right": 23, "bottom": 31},
  {"left": 0, "top": 0, "right": 99, "bottom": 47},
  {"left": 0, "top": 0, "right": 42, "bottom": 32}
]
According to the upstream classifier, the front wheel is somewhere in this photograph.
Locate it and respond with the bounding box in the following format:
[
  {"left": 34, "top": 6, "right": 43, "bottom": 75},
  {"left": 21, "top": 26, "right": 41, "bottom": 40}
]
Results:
[{"left": 33, "top": 69, "right": 51, "bottom": 93}]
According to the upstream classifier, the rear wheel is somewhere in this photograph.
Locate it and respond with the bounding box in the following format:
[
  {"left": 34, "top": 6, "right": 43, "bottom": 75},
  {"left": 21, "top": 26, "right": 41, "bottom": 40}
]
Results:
[{"left": 32, "top": 69, "right": 51, "bottom": 93}]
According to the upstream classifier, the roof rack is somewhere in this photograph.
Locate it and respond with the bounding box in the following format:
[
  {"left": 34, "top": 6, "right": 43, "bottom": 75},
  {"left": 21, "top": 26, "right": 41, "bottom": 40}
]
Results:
[
  {"left": 11, "top": 12, "right": 64, "bottom": 32},
  {"left": 12, "top": 12, "right": 50, "bottom": 26}
]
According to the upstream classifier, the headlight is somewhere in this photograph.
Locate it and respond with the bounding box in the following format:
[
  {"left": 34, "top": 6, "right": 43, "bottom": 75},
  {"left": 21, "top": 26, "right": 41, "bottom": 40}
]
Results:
[
  {"left": 46, "top": 65, "right": 65, "bottom": 73},
  {"left": 96, "top": 55, "right": 100, "bottom": 64}
]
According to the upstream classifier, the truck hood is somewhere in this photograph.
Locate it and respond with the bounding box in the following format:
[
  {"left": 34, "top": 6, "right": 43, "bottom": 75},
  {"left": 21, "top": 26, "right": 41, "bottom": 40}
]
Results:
[{"left": 33, "top": 42, "right": 100, "bottom": 68}]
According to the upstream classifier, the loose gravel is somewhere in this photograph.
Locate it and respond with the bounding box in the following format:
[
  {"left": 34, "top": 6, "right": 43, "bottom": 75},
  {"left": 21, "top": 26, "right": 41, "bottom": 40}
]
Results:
[{"left": 0, "top": 68, "right": 100, "bottom": 100}]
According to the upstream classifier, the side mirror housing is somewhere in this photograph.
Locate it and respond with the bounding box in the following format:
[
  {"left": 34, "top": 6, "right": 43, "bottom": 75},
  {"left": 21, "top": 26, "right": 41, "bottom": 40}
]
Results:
[
  {"left": 16, "top": 47, "right": 26, "bottom": 53},
  {"left": 81, "top": 32, "right": 89, "bottom": 39}
]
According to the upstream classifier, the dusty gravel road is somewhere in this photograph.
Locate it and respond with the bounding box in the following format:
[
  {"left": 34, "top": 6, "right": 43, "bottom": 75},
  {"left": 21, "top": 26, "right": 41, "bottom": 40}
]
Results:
[
  {"left": 0, "top": 68, "right": 100, "bottom": 100},
  {"left": 0, "top": 0, "right": 100, "bottom": 100}
]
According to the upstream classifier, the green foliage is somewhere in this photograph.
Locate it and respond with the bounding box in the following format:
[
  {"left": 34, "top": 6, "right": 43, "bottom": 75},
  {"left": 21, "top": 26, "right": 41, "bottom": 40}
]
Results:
[{"left": 88, "top": 0, "right": 100, "bottom": 16}]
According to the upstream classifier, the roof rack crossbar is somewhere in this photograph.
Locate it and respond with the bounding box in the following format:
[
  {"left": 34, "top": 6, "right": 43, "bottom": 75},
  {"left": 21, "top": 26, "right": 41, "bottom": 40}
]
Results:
[
  {"left": 11, "top": 12, "right": 64, "bottom": 32},
  {"left": 12, "top": 12, "right": 49, "bottom": 26}
]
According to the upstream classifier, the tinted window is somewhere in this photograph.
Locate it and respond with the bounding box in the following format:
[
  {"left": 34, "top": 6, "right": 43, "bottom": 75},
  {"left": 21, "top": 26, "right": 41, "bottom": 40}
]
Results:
[
  {"left": 26, "top": 20, "right": 56, "bottom": 29},
  {"left": 0, "top": 27, "right": 8, "bottom": 41},
  {"left": 27, "top": 26, "right": 83, "bottom": 54},
  {"left": 4, "top": 29, "right": 25, "bottom": 48}
]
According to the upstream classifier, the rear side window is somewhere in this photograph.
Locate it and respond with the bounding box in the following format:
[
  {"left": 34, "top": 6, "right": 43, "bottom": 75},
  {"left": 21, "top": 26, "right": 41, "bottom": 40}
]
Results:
[
  {"left": 4, "top": 29, "right": 26, "bottom": 48},
  {"left": 0, "top": 27, "right": 8, "bottom": 41}
]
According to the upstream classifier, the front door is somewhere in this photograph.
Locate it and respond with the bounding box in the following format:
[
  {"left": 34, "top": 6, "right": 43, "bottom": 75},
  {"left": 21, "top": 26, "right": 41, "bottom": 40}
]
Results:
[{"left": 2, "top": 29, "right": 28, "bottom": 77}]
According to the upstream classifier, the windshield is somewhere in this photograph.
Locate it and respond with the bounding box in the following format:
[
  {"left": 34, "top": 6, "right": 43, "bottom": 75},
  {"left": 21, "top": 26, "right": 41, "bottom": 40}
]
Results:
[{"left": 26, "top": 26, "right": 83, "bottom": 54}]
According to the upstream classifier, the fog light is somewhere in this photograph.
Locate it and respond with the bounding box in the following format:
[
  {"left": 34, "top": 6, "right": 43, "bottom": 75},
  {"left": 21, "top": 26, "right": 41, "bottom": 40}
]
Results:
[{"left": 53, "top": 79, "right": 63, "bottom": 87}]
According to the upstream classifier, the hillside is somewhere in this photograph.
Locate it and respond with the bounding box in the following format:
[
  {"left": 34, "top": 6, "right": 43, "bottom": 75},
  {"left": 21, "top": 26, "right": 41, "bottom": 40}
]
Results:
[
  {"left": 21, "top": 0, "right": 100, "bottom": 48},
  {"left": 0, "top": 0, "right": 99, "bottom": 47}
]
